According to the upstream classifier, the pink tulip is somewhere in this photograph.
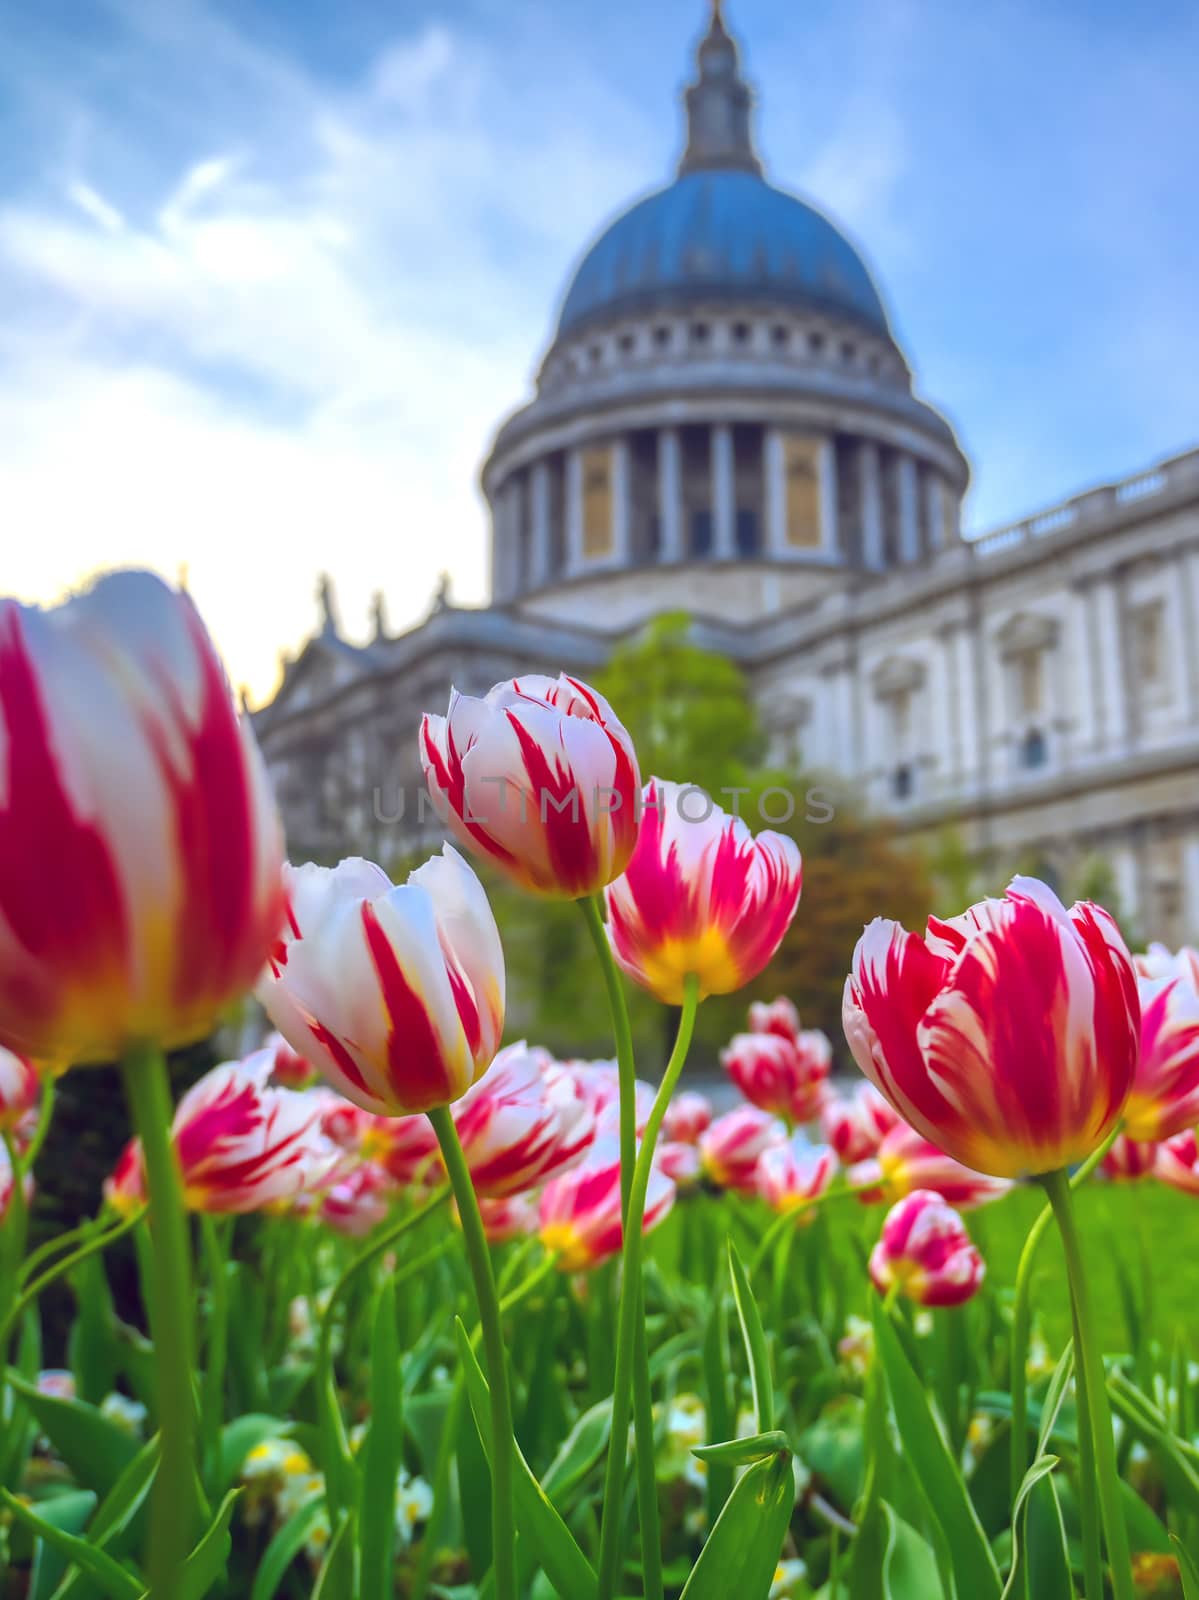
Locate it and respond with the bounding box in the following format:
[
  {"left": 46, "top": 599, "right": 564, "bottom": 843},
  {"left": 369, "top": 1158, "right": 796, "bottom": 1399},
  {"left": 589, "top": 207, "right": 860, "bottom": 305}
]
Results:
[
  {"left": 421, "top": 674, "right": 640, "bottom": 898},
  {"left": 1124, "top": 945, "right": 1199, "bottom": 1140},
  {"left": 657, "top": 1140, "right": 703, "bottom": 1188},
  {"left": 1102, "top": 1133, "right": 1159, "bottom": 1182},
  {"left": 605, "top": 779, "right": 802, "bottom": 1004},
  {"left": 539, "top": 1140, "right": 675, "bottom": 1271},
  {"left": 698, "top": 1105, "right": 787, "bottom": 1193},
  {"left": 267, "top": 1034, "right": 318, "bottom": 1090},
  {"left": 843, "top": 877, "right": 1139, "bottom": 1178},
  {"left": 820, "top": 1082, "right": 900, "bottom": 1164},
  {"left": 869, "top": 1190, "right": 985, "bottom": 1307},
  {"left": 451, "top": 1044, "right": 595, "bottom": 1199},
  {"left": 0, "top": 1142, "right": 33, "bottom": 1221},
  {"left": 105, "top": 1138, "right": 146, "bottom": 1215},
  {"left": 662, "top": 1090, "right": 713, "bottom": 1145},
  {"left": 1155, "top": 1130, "right": 1199, "bottom": 1196},
  {"left": 257, "top": 846, "right": 505, "bottom": 1118},
  {"left": 755, "top": 1138, "right": 837, "bottom": 1216},
  {"left": 319, "top": 1162, "right": 395, "bottom": 1237},
  {"left": 561, "top": 1059, "right": 654, "bottom": 1136},
  {"left": 721, "top": 1029, "right": 831, "bottom": 1126},
  {"left": 850, "top": 1122, "right": 1012, "bottom": 1211},
  {"left": 0, "top": 571, "right": 285, "bottom": 1066}
]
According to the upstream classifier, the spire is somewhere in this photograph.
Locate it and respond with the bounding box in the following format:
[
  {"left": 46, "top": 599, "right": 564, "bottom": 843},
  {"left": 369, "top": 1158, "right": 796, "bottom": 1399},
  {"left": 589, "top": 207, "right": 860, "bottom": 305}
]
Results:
[
  {"left": 678, "top": 1, "right": 762, "bottom": 178},
  {"left": 316, "top": 572, "right": 340, "bottom": 638}
]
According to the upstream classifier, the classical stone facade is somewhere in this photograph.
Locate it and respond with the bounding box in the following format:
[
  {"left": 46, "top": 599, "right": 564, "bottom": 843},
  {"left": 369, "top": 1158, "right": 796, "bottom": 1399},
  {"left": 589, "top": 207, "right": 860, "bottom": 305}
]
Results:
[{"left": 256, "top": 4, "right": 1199, "bottom": 943}]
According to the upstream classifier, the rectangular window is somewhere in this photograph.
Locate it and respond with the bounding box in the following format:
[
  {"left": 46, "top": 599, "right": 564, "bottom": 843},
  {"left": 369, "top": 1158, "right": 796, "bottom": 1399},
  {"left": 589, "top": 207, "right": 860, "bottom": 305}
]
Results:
[
  {"left": 581, "top": 446, "right": 613, "bottom": 560},
  {"left": 783, "top": 434, "right": 825, "bottom": 549},
  {"left": 1134, "top": 602, "right": 1164, "bottom": 687},
  {"left": 690, "top": 509, "right": 713, "bottom": 555}
]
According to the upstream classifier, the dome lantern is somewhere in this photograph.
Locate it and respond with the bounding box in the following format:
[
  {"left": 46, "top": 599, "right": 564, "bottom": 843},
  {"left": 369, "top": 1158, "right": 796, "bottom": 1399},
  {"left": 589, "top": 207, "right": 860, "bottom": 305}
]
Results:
[{"left": 679, "top": 1, "right": 763, "bottom": 178}]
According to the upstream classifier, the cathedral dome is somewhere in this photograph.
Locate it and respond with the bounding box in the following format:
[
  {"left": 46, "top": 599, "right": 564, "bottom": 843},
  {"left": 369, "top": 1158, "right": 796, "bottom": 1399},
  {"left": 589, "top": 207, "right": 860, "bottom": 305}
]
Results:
[{"left": 557, "top": 170, "right": 890, "bottom": 340}]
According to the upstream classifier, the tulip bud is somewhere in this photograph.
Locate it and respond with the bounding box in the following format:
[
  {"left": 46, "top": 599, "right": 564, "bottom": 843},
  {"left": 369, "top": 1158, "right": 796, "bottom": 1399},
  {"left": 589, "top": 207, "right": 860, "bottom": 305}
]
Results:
[
  {"left": 869, "top": 1190, "right": 985, "bottom": 1307},
  {"left": 257, "top": 845, "right": 505, "bottom": 1118},
  {"left": 606, "top": 779, "right": 802, "bottom": 1004},
  {"left": 0, "top": 1046, "right": 41, "bottom": 1140},
  {"left": 421, "top": 674, "right": 640, "bottom": 898},
  {"left": 820, "top": 1082, "right": 900, "bottom": 1164},
  {"left": 748, "top": 997, "right": 801, "bottom": 1041},
  {"left": 662, "top": 1089, "right": 713, "bottom": 1145},
  {"left": 0, "top": 571, "right": 285, "bottom": 1066},
  {"left": 698, "top": 1105, "right": 787, "bottom": 1193},
  {"left": 721, "top": 1028, "right": 831, "bottom": 1126},
  {"left": 755, "top": 1138, "right": 837, "bottom": 1216},
  {"left": 843, "top": 877, "right": 1139, "bottom": 1178},
  {"left": 1155, "top": 1129, "right": 1199, "bottom": 1196},
  {"left": 1125, "top": 945, "right": 1199, "bottom": 1140},
  {"left": 1102, "top": 1132, "right": 1159, "bottom": 1182}
]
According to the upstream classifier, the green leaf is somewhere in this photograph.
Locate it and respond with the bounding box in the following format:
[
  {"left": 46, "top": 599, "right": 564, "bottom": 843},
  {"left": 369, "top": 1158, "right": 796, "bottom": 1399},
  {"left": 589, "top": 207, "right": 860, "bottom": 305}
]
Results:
[
  {"left": 216, "top": 1414, "right": 290, "bottom": 1495},
  {"left": 0, "top": 1490, "right": 142, "bottom": 1600},
  {"left": 1035, "top": 1343, "right": 1074, "bottom": 1457},
  {"left": 6, "top": 1373, "right": 140, "bottom": 1497},
  {"left": 1108, "top": 1370, "right": 1199, "bottom": 1518},
  {"left": 850, "top": 1500, "right": 945, "bottom": 1600},
  {"left": 172, "top": 1489, "right": 241, "bottom": 1600},
  {"left": 249, "top": 1496, "right": 328, "bottom": 1600},
  {"left": 539, "top": 1399, "right": 611, "bottom": 1503},
  {"left": 691, "top": 1429, "right": 789, "bottom": 1466},
  {"left": 454, "top": 1319, "right": 597, "bottom": 1600},
  {"left": 870, "top": 1297, "right": 1002, "bottom": 1600},
  {"left": 68, "top": 1257, "right": 120, "bottom": 1405},
  {"left": 311, "top": 1512, "right": 356, "bottom": 1600},
  {"left": 1000, "top": 1456, "right": 1060, "bottom": 1599},
  {"left": 51, "top": 1436, "right": 160, "bottom": 1600},
  {"left": 727, "top": 1240, "right": 773, "bottom": 1433},
  {"left": 678, "top": 1447, "right": 793, "bottom": 1600},
  {"left": 359, "top": 1279, "right": 402, "bottom": 1600},
  {"left": 28, "top": 1490, "right": 96, "bottom": 1600},
  {"left": 1025, "top": 1473, "right": 1074, "bottom": 1600},
  {"left": 1172, "top": 1533, "right": 1199, "bottom": 1600},
  {"left": 701, "top": 1287, "right": 734, "bottom": 1525}
]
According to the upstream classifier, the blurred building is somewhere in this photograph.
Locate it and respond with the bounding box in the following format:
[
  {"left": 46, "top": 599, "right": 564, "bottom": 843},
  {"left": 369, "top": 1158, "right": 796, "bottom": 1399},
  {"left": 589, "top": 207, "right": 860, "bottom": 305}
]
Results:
[{"left": 256, "top": 2, "right": 1199, "bottom": 941}]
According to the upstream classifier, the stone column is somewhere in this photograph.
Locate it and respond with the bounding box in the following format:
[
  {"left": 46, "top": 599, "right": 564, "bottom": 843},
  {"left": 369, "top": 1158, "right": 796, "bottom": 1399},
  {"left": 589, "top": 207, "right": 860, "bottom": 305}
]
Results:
[
  {"left": 820, "top": 437, "right": 839, "bottom": 559},
  {"left": 897, "top": 453, "right": 919, "bottom": 563},
  {"left": 859, "top": 441, "right": 884, "bottom": 569},
  {"left": 565, "top": 448, "right": 584, "bottom": 576},
  {"left": 712, "top": 423, "right": 735, "bottom": 558},
  {"left": 935, "top": 625, "right": 960, "bottom": 794},
  {"left": 1092, "top": 576, "right": 1128, "bottom": 752},
  {"left": 1169, "top": 553, "right": 1196, "bottom": 724},
  {"left": 836, "top": 666, "right": 856, "bottom": 777},
  {"left": 953, "top": 620, "right": 981, "bottom": 790},
  {"left": 611, "top": 435, "right": 630, "bottom": 565},
  {"left": 1064, "top": 584, "right": 1095, "bottom": 761},
  {"left": 1184, "top": 834, "right": 1199, "bottom": 943},
  {"left": 658, "top": 428, "right": 683, "bottom": 562},
  {"left": 491, "top": 481, "right": 516, "bottom": 601},
  {"left": 530, "top": 461, "right": 551, "bottom": 586},
  {"left": 924, "top": 468, "right": 945, "bottom": 551},
  {"left": 1184, "top": 550, "right": 1199, "bottom": 719},
  {"left": 765, "top": 427, "right": 787, "bottom": 553}
]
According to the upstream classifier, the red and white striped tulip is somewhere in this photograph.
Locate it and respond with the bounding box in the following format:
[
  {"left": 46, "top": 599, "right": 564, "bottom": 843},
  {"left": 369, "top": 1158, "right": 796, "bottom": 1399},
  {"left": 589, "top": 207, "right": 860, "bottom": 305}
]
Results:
[
  {"left": 657, "top": 1140, "right": 703, "bottom": 1188},
  {"left": 421, "top": 674, "right": 640, "bottom": 898},
  {"left": 257, "top": 845, "right": 505, "bottom": 1118},
  {"left": 563, "top": 1059, "right": 654, "bottom": 1137},
  {"left": 849, "top": 1122, "right": 1012, "bottom": 1211},
  {"left": 843, "top": 877, "right": 1139, "bottom": 1178},
  {"left": 1124, "top": 944, "right": 1199, "bottom": 1141},
  {"left": 1155, "top": 1130, "right": 1199, "bottom": 1196},
  {"left": 0, "top": 1142, "right": 32, "bottom": 1221},
  {"left": 698, "top": 1105, "right": 787, "bottom": 1194},
  {"left": 662, "top": 1090, "right": 713, "bottom": 1145},
  {"left": 748, "top": 997, "right": 802, "bottom": 1041},
  {"left": 319, "top": 1161, "right": 395, "bottom": 1237},
  {"left": 478, "top": 1192, "right": 541, "bottom": 1245},
  {"left": 1102, "top": 1132, "right": 1159, "bottom": 1182},
  {"left": 756, "top": 1138, "right": 837, "bottom": 1216},
  {"left": 362, "top": 1114, "right": 444, "bottom": 1188},
  {"left": 267, "top": 1034, "right": 318, "bottom": 1090},
  {"left": 721, "top": 1028, "right": 831, "bottom": 1126},
  {"left": 106, "top": 1049, "right": 325, "bottom": 1214},
  {"left": 451, "top": 1044, "right": 595, "bottom": 1198},
  {"left": 605, "top": 779, "right": 802, "bottom": 1004},
  {"left": 539, "top": 1139, "right": 675, "bottom": 1272},
  {"left": 820, "top": 1082, "right": 901, "bottom": 1165},
  {"left": 0, "top": 1046, "right": 40, "bottom": 1140},
  {"left": 869, "top": 1190, "right": 985, "bottom": 1308},
  {"left": 0, "top": 571, "right": 285, "bottom": 1067}
]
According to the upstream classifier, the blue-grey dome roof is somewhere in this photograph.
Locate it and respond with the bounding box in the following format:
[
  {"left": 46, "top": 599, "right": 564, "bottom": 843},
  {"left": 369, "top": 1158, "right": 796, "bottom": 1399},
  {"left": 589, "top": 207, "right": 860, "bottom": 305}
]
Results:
[{"left": 557, "top": 170, "right": 891, "bottom": 339}]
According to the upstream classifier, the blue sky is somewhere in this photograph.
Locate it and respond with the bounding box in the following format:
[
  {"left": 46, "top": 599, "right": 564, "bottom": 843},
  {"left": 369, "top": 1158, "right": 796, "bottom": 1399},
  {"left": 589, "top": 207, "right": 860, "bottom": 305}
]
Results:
[{"left": 3, "top": 0, "right": 1197, "bottom": 701}]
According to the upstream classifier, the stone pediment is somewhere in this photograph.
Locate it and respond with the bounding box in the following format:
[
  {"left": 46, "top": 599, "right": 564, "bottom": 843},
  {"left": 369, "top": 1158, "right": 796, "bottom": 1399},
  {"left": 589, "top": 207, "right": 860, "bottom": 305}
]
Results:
[{"left": 995, "top": 610, "right": 1059, "bottom": 656}]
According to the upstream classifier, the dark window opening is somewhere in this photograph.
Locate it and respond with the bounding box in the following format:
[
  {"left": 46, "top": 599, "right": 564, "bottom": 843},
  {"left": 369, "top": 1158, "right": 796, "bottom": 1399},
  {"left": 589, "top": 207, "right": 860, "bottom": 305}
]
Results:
[
  {"left": 735, "top": 509, "right": 760, "bottom": 555},
  {"left": 771, "top": 323, "right": 790, "bottom": 348},
  {"left": 647, "top": 514, "right": 662, "bottom": 561},
  {"left": 690, "top": 321, "right": 710, "bottom": 346},
  {"left": 808, "top": 330, "right": 826, "bottom": 354},
  {"left": 653, "top": 325, "right": 672, "bottom": 347},
  {"left": 732, "top": 321, "right": 751, "bottom": 345},
  {"left": 618, "top": 332, "right": 635, "bottom": 354},
  {"left": 1021, "top": 728, "right": 1048, "bottom": 770},
  {"left": 690, "top": 509, "right": 713, "bottom": 555},
  {"left": 892, "top": 764, "right": 913, "bottom": 801},
  {"left": 841, "top": 340, "right": 857, "bottom": 362}
]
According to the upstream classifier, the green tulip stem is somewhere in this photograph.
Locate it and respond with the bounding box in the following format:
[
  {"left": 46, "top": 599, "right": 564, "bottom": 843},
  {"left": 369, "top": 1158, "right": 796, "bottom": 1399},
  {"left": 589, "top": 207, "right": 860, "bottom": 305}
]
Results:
[
  {"left": 1041, "top": 1165, "right": 1133, "bottom": 1600},
  {"left": 121, "top": 1041, "right": 198, "bottom": 1598},
  {"left": 428, "top": 1104, "right": 517, "bottom": 1600},
  {"left": 594, "top": 974, "right": 700, "bottom": 1600}
]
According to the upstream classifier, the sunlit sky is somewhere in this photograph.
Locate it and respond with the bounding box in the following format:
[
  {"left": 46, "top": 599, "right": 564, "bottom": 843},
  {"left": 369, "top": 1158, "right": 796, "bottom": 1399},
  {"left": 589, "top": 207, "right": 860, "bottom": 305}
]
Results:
[{"left": 3, "top": 0, "right": 1197, "bottom": 704}]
